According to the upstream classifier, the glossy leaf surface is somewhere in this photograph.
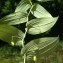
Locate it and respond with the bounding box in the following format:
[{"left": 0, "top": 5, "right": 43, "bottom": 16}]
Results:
[
  {"left": 15, "top": 0, "right": 31, "bottom": 13},
  {"left": 21, "top": 37, "right": 59, "bottom": 61},
  {"left": 37, "top": 0, "right": 53, "bottom": 2},
  {"left": 0, "top": 25, "right": 24, "bottom": 45},
  {"left": 31, "top": 4, "right": 52, "bottom": 18},
  {"left": 0, "top": 12, "right": 27, "bottom": 25},
  {"left": 27, "top": 17, "right": 58, "bottom": 35}
]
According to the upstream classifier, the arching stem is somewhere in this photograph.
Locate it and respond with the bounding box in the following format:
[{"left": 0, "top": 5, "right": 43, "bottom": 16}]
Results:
[{"left": 21, "top": 4, "right": 34, "bottom": 63}]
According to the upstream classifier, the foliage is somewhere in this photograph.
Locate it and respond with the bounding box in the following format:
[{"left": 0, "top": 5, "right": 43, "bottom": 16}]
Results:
[{"left": 0, "top": 0, "right": 62, "bottom": 63}]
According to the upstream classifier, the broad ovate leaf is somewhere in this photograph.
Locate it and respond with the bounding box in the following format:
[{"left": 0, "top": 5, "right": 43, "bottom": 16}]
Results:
[
  {"left": 27, "top": 17, "right": 58, "bottom": 35},
  {"left": 0, "top": 25, "right": 24, "bottom": 46},
  {"left": 21, "top": 37, "right": 59, "bottom": 57},
  {"left": 31, "top": 4, "right": 52, "bottom": 18},
  {"left": 0, "top": 12, "right": 27, "bottom": 25},
  {"left": 15, "top": 0, "right": 31, "bottom": 13}
]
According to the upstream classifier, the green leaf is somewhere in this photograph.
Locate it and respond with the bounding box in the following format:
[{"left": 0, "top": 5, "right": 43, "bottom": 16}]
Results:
[
  {"left": 0, "top": 25, "right": 24, "bottom": 45},
  {"left": 31, "top": 4, "right": 52, "bottom": 18},
  {"left": 15, "top": 0, "right": 31, "bottom": 13},
  {"left": 37, "top": 0, "right": 53, "bottom": 2},
  {"left": 21, "top": 37, "right": 59, "bottom": 60},
  {"left": 27, "top": 17, "right": 58, "bottom": 35},
  {"left": 0, "top": 12, "right": 27, "bottom": 25}
]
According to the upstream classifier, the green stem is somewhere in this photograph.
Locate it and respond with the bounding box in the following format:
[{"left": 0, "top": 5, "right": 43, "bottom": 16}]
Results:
[
  {"left": 21, "top": 4, "right": 34, "bottom": 63},
  {"left": 21, "top": 4, "right": 34, "bottom": 47}
]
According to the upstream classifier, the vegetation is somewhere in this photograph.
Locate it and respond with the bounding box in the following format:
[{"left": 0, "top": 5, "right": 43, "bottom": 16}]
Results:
[{"left": 0, "top": 0, "right": 63, "bottom": 63}]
